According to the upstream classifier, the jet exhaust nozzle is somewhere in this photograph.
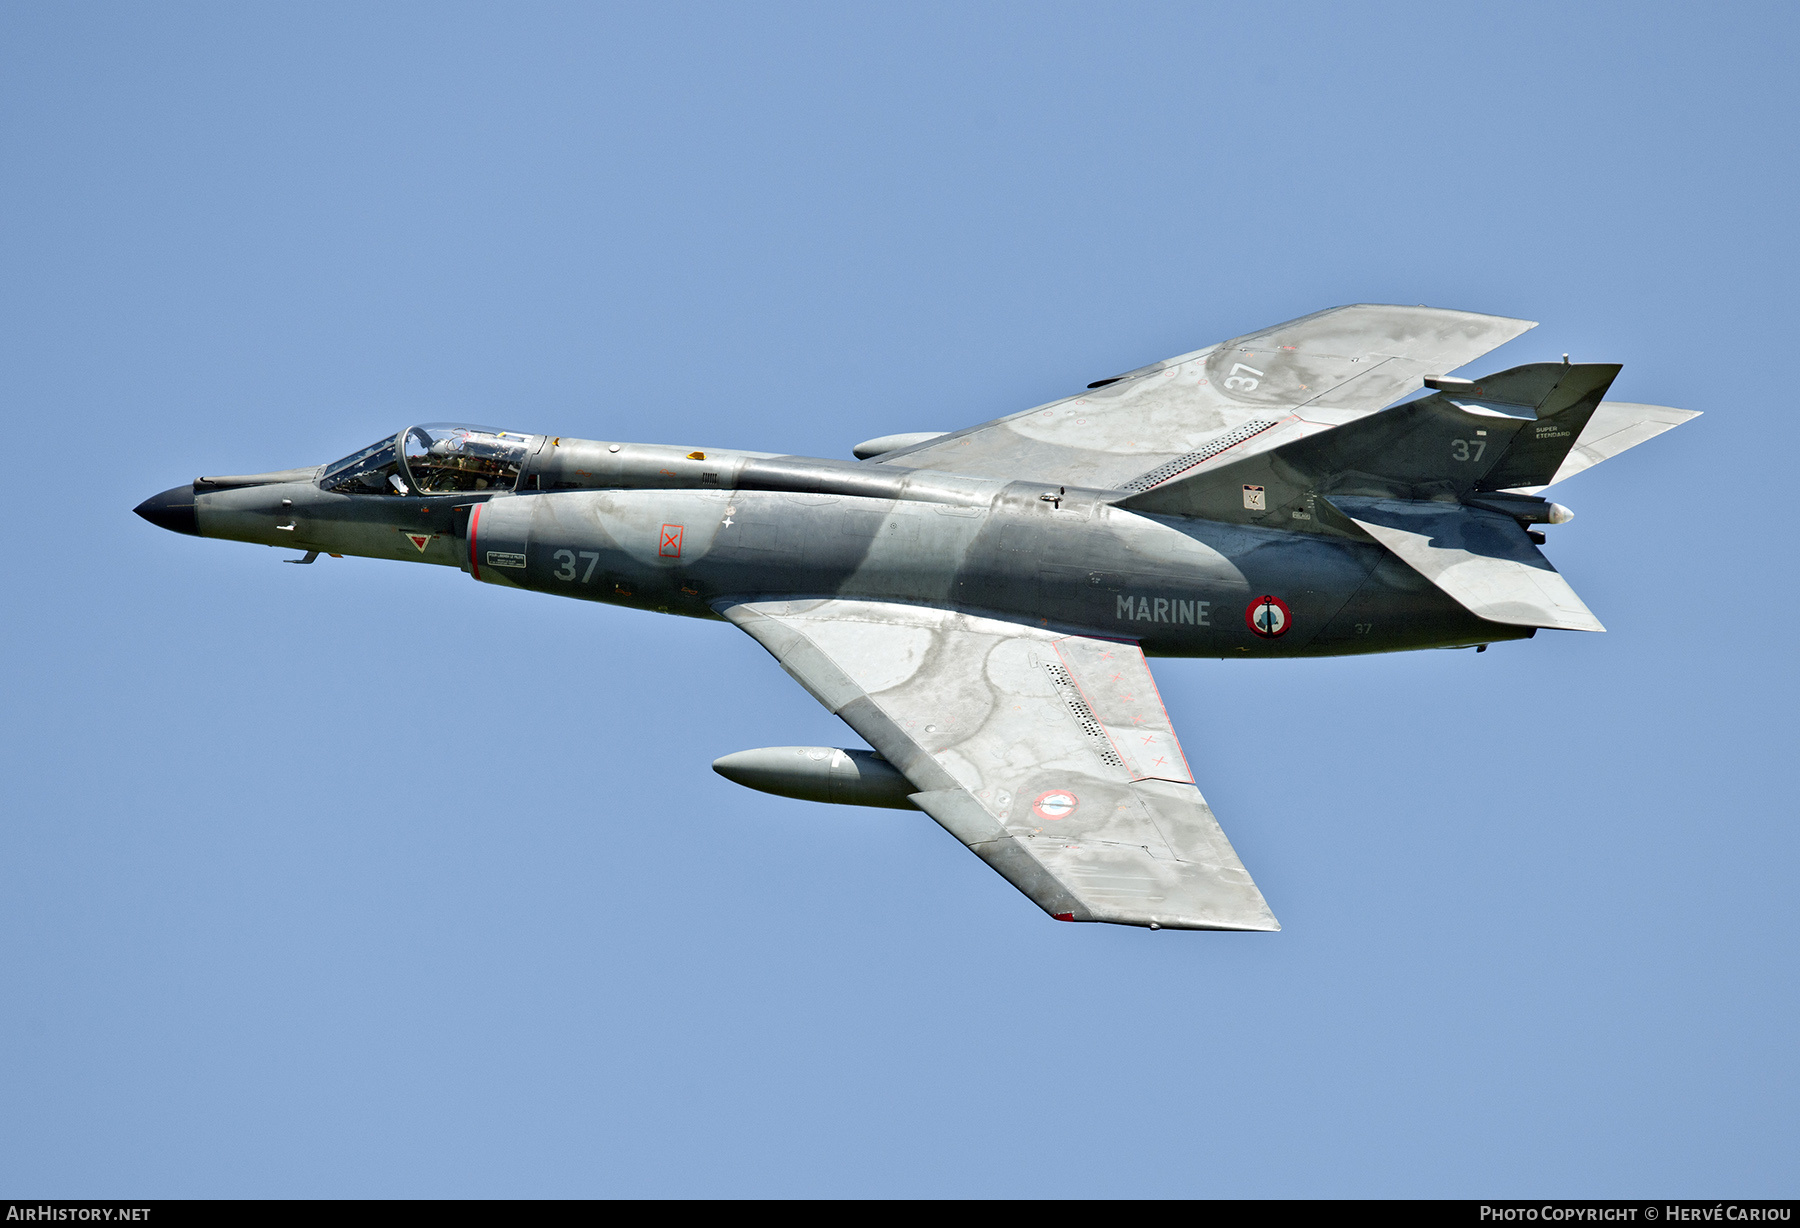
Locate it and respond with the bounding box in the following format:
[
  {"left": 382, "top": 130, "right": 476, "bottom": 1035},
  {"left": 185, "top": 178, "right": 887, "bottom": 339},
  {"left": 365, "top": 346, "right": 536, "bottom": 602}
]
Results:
[
  {"left": 1464, "top": 492, "right": 1576, "bottom": 526},
  {"left": 712, "top": 746, "right": 918, "bottom": 810}
]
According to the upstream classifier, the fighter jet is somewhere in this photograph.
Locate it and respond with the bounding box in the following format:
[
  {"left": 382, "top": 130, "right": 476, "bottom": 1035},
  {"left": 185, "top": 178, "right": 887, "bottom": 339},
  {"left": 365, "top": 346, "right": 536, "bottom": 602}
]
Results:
[{"left": 134, "top": 305, "right": 1697, "bottom": 931}]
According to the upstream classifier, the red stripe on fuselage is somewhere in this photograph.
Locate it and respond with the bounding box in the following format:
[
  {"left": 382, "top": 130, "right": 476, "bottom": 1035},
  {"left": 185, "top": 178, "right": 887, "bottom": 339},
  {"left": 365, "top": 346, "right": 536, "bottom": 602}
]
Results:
[{"left": 468, "top": 504, "right": 483, "bottom": 581}]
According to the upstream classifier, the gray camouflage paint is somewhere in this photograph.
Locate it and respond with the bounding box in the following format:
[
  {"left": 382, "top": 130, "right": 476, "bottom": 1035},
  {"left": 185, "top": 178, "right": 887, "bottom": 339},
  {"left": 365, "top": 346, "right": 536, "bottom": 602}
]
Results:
[
  {"left": 184, "top": 449, "right": 1519, "bottom": 658},
  {"left": 135, "top": 305, "right": 1700, "bottom": 930}
]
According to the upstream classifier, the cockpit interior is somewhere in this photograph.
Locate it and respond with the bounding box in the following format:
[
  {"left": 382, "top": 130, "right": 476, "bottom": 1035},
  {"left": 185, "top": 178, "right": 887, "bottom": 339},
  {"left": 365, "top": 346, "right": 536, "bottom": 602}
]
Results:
[{"left": 319, "top": 424, "right": 531, "bottom": 496}]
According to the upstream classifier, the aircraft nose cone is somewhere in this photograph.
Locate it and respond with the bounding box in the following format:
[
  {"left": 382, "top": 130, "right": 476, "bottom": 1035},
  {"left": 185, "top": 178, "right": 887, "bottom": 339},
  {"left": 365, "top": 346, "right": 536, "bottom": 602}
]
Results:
[{"left": 134, "top": 484, "right": 198, "bottom": 536}]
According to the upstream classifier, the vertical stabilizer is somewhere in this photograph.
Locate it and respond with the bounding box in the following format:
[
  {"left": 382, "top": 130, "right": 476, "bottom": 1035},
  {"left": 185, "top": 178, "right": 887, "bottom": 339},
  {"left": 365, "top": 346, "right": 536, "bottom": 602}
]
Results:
[{"left": 1114, "top": 362, "right": 1621, "bottom": 521}]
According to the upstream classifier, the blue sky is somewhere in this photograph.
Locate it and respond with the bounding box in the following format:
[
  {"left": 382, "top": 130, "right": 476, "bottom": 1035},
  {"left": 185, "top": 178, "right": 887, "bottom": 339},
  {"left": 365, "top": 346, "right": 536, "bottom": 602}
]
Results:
[{"left": 3, "top": 1, "right": 1795, "bottom": 1197}]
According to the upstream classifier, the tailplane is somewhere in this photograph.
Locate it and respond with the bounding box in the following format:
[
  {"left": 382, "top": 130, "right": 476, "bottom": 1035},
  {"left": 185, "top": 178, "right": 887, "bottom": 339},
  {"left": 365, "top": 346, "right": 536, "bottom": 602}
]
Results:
[
  {"left": 1110, "top": 361, "right": 1697, "bottom": 633},
  {"left": 1511, "top": 400, "right": 1701, "bottom": 493},
  {"left": 1114, "top": 361, "right": 1622, "bottom": 519},
  {"left": 1329, "top": 498, "right": 1604, "bottom": 632}
]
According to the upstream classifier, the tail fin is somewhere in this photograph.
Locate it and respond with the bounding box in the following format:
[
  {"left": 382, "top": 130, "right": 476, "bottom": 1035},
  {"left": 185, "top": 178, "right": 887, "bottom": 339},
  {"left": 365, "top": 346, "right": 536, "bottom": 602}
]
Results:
[
  {"left": 1114, "top": 361, "right": 1621, "bottom": 520},
  {"left": 1110, "top": 360, "right": 1657, "bottom": 633}
]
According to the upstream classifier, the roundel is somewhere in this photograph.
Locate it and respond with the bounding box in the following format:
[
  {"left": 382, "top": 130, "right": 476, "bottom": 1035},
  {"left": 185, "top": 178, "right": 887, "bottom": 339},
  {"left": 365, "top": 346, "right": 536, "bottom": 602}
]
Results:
[
  {"left": 1245, "top": 594, "right": 1292, "bottom": 639},
  {"left": 1032, "top": 790, "right": 1079, "bottom": 821}
]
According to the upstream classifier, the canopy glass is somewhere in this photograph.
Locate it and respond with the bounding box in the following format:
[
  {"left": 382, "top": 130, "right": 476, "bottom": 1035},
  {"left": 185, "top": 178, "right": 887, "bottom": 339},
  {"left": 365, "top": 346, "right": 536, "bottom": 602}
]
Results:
[{"left": 319, "top": 424, "right": 532, "bottom": 496}]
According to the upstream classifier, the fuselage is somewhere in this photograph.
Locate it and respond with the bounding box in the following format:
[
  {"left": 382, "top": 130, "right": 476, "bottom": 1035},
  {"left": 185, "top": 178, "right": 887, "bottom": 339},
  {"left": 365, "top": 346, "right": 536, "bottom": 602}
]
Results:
[{"left": 141, "top": 430, "right": 1528, "bottom": 657}]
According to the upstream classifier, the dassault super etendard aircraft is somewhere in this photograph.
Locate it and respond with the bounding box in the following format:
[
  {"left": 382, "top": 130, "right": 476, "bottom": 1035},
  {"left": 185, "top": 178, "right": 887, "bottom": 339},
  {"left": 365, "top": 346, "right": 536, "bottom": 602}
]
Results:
[{"left": 136, "top": 305, "right": 1697, "bottom": 932}]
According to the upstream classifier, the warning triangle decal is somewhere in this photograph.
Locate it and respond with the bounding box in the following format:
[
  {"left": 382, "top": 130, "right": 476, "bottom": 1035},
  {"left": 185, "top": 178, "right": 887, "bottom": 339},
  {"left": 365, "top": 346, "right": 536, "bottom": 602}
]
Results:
[{"left": 405, "top": 533, "right": 433, "bottom": 552}]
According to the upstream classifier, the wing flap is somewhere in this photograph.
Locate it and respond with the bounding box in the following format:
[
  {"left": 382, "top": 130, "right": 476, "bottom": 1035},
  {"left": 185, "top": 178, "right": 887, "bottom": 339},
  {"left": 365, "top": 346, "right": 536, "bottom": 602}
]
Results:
[
  {"left": 1050, "top": 636, "right": 1193, "bottom": 784},
  {"left": 1331, "top": 497, "right": 1604, "bottom": 632}
]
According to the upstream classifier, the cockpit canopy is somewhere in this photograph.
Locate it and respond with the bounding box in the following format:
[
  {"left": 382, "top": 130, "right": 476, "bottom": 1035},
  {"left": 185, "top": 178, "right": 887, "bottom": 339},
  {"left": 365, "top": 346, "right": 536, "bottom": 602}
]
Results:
[{"left": 319, "top": 424, "right": 532, "bottom": 496}]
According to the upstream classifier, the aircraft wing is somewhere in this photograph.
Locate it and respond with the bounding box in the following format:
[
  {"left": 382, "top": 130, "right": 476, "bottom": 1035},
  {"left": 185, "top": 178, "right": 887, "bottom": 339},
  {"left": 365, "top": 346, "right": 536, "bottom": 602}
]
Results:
[
  {"left": 875, "top": 304, "right": 1536, "bottom": 489},
  {"left": 719, "top": 597, "right": 1278, "bottom": 930}
]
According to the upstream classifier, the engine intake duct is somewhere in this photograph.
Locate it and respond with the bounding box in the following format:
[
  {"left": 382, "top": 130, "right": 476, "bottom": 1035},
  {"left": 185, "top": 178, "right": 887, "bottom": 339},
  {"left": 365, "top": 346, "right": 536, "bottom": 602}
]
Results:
[{"left": 712, "top": 746, "right": 918, "bottom": 810}]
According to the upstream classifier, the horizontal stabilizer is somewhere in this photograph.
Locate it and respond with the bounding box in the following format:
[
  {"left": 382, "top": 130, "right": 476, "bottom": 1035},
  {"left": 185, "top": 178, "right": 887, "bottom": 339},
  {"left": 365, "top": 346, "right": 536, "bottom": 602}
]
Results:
[
  {"left": 1331, "top": 497, "right": 1604, "bottom": 632},
  {"left": 1116, "top": 361, "right": 1621, "bottom": 519},
  {"left": 1510, "top": 401, "right": 1701, "bottom": 493}
]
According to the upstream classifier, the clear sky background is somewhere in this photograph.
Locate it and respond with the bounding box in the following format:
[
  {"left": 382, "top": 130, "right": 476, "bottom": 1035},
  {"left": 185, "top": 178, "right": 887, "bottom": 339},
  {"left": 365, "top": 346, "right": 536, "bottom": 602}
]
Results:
[{"left": 3, "top": 1, "right": 1795, "bottom": 1199}]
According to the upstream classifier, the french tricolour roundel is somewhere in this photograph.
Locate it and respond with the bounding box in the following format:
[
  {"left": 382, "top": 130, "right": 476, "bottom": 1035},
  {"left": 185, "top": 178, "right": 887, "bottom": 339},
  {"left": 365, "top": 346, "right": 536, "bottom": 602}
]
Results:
[
  {"left": 1033, "top": 790, "right": 1078, "bottom": 821},
  {"left": 1245, "top": 594, "right": 1292, "bottom": 638}
]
